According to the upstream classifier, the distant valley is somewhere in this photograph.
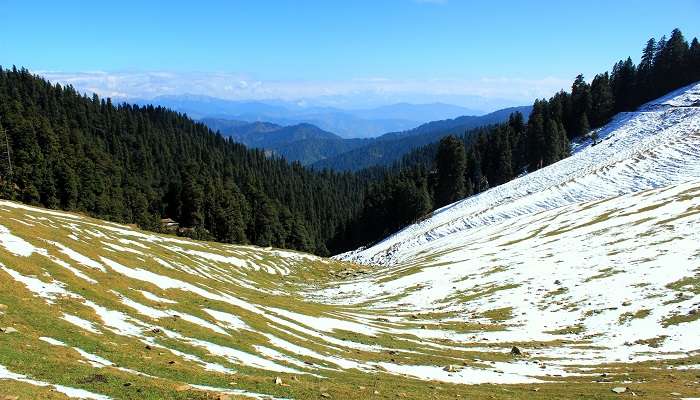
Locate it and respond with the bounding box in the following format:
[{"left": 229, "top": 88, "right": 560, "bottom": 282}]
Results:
[
  {"left": 125, "top": 94, "right": 486, "bottom": 139},
  {"left": 203, "top": 105, "right": 532, "bottom": 169}
]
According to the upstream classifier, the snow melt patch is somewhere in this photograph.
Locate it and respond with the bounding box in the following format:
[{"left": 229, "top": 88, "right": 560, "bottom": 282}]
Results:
[
  {"left": 0, "top": 363, "right": 111, "bottom": 399},
  {"left": 138, "top": 289, "right": 177, "bottom": 304},
  {"left": 1, "top": 265, "right": 81, "bottom": 304},
  {"left": 62, "top": 313, "right": 102, "bottom": 335},
  {"left": 0, "top": 224, "right": 41, "bottom": 257}
]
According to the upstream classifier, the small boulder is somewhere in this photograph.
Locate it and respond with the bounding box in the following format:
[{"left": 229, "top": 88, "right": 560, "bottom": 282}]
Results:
[
  {"left": 443, "top": 364, "right": 459, "bottom": 372},
  {"left": 2, "top": 327, "right": 18, "bottom": 334},
  {"left": 510, "top": 346, "right": 522, "bottom": 356},
  {"left": 274, "top": 377, "right": 283, "bottom": 385},
  {"left": 611, "top": 387, "right": 628, "bottom": 394},
  {"left": 320, "top": 393, "right": 331, "bottom": 398},
  {"left": 554, "top": 280, "right": 562, "bottom": 285}
]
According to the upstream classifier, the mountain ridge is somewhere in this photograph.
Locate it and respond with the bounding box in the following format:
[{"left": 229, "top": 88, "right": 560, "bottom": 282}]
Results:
[{"left": 124, "top": 94, "right": 495, "bottom": 139}]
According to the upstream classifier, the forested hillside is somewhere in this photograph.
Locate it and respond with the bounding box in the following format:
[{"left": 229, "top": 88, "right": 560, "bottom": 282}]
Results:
[
  {"left": 332, "top": 28, "right": 700, "bottom": 250},
  {"left": 202, "top": 118, "right": 368, "bottom": 165},
  {"left": 0, "top": 29, "right": 697, "bottom": 256},
  {"left": 310, "top": 106, "right": 531, "bottom": 171},
  {"left": 0, "top": 68, "right": 372, "bottom": 255}
]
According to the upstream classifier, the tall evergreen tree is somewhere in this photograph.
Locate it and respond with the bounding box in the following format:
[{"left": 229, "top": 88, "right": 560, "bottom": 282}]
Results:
[
  {"left": 590, "top": 73, "right": 614, "bottom": 126},
  {"left": 689, "top": 38, "right": 700, "bottom": 83},
  {"left": 636, "top": 38, "right": 657, "bottom": 103},
  {"left": 434, "top": 135, "right": 466, "bottom": 208},
  {"left": 611, "top": 57, "right": 636, "bottom": 112}
]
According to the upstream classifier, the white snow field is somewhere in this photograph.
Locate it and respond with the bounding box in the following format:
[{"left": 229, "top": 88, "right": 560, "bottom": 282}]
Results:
[{"left": 0, "top": 84, "right": 698, "bottom": 399}]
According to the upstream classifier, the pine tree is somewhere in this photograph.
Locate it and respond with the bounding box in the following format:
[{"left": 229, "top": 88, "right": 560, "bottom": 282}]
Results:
[
  {"left": 590, "top": 73, "right": 614, "bottom": 126},
  {"left": 434, "top": 135, "right": 466, "bottom": 208},
  {"left": 637, "top": 38, "right": 656, "bottom": 103},
  {"left": 526, "top": 100, "right": 547, "bottom": 170},
  {"left": 689, "top": 38, "right": 700, "bottom": 83},
  {"left": 611, "top": 57, "right": 636, "bottom": 112},
  {"left": 543, "top": 119, "right": 562, "bottom": 165},
  {"left": 665, "top": 29, "right": 689, "bottom": 89},
  {"left": 578, "top": 113, "right": 590, "bottom": 137}
]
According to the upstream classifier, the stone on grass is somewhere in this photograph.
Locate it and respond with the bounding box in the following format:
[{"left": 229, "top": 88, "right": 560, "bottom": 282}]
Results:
[
  {"left": 443, "top": 364, "right": 459, "bottom": 372},
  {"left": 510, "top": 346, "right": 522, "bottom": 356},
  {"left": 611, "top": 387, "right": 628, "bottom": 394}
]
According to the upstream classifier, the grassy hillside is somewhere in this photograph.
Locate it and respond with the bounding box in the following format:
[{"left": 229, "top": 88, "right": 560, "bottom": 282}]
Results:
[{"left": 0, "top": 187, "right": 699, "bottom": 399}]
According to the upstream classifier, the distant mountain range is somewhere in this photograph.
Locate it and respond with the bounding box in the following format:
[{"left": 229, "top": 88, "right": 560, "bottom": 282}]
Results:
[
  {"left": 310, "top": 105, "right": 532, "bottom": 171},
  {"left": 203, "top": 119, "right": 368, "bottom": 165},
  {"left": 125, "top": 94, "right": 484, "bottom": 139},
  {"left": 204, "top": 105, "right": 531, "bottom": 169}
]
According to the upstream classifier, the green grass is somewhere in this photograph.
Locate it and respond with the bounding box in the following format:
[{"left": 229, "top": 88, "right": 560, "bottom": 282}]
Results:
[{"left": 1, "top": 201, "right": 699, "bottom": 399}]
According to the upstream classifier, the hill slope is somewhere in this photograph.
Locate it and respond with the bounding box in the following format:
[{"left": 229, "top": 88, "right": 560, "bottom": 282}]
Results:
[
  {"left": 311, "top": 106, "right": 531, "bottom": 171},
  {"left": 134, "top": 95, "right": 481, "bottom": 139},
  {"left": 202, "top": 119, "right": 368, "bottom": 165},
  {"left": 0, "top": 86, "right": 698, "bottom": 399},
  {"left": 340, "top": 83, "right": 700, "bottom": 264}
]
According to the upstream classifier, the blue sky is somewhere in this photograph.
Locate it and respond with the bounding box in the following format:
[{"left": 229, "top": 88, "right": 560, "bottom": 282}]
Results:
[{"left": 1, "top": 0, "right": 698, "bottom": 107}]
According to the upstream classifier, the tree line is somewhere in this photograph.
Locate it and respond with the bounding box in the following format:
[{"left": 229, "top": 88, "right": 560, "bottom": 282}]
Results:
[
  {"left": 332, "top": 28, "right": 700, "bottom": 250},
  {"left": 0, "top": 29, "right": 697, "bottom": 255},
  {"left": 0, "top": 67, "right": 378, "bottom": 255}
]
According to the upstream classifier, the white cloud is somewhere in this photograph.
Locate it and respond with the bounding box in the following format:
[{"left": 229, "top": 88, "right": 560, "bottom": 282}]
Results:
[{"left": 34, "top": 70, "right": 571, "bottom": 109}]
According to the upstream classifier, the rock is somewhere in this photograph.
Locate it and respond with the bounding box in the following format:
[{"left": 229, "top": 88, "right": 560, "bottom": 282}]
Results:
[
  {"left": 320, "top": 393, "right": 331, "bottom": 398},
  {"left": 373, "top": 390, "right": 380, "bottom": 395},
  {"left": 670, "top": 393, "right": 681, "bottom": 396},
  {"left": 443, "top": 364, "right": 459, "bottom": 372},
  {"left": 622, "top": 301, "right": 632, "bottom": 306},
  {"left": 3, "top": 396, "right": 19, "bottom": 400},
  {"left": 274, "top": 377, "right": 283, "bottom": 385},
  {"left": 175, "top": 384, "right": 190, "bottom": 392},
  {"left": 510, "top": 346, "right": 522, "bottom": 356},
  {"left": 611, "top": 387, "right": 628, "bottom": 394},
  {"left": 554, "top": 280, "right": 561, "bottom": 285},
  {"left": 144, "top": 345, "right": 152, "bottom": 350},
  {"left": 1, "top": 327, "right": 18, "bottom": 334}
]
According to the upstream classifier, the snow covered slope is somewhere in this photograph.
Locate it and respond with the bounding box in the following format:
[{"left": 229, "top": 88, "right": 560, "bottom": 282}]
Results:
[
  {"left": 0, "top": 84, "right": 699, "bottom": 400},
  {"left": 339, "top": 82, "right": 700, "bottom": 266}
]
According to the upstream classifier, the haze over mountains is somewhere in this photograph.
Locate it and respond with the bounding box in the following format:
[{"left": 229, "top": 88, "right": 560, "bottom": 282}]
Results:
[
  {"left": 202, "top": 105, "right": 532, "bottom": 169},
  {"left": 124, "top": 94, "right": 488, "bottom": 139}
]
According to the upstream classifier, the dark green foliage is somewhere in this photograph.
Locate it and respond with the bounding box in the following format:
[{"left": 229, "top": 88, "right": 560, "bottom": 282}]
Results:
[
  {"left": 0, "top": 66, "right": 367, "bottom": 255},
  {"left": 338, "top": 29, "right": 698, "bottom": 250},
  {"left": 434, "top": 136, "right": 466, "bottom": 208},
  {"left": 590, "top": 73, "right": 614, "bottom": 127},
  {"left": 1, "top": 29, "right": 697, "bottom": 256},
  {"left": 311, "top": 106, "right": 532, "bottom": 172}
]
